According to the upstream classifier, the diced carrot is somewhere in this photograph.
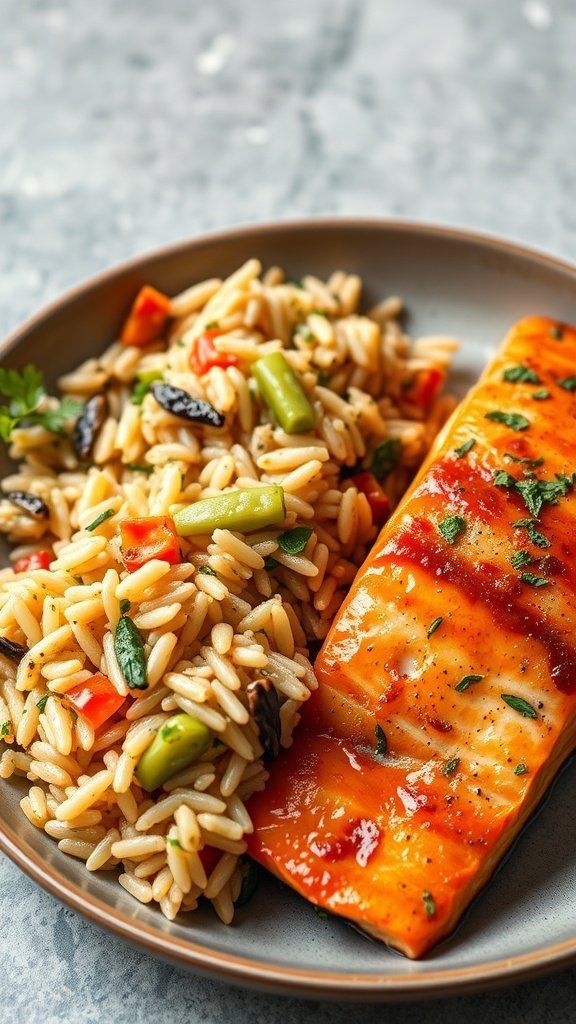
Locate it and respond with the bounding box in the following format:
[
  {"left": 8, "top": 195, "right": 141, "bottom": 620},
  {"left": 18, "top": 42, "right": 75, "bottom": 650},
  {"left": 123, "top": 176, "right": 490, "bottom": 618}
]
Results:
[{"left": 120, "top": 516, "right": 181, "bottom": 571}]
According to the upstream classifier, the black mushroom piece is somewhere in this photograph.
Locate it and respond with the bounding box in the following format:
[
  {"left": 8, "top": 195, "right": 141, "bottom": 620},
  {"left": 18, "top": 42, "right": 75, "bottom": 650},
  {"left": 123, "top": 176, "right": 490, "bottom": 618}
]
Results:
[
  {"left": 246, "top": 678, "right": 281, "bottom": 761},
  {"left": 74, "top": 394, "right": 108, "bottom": 459},
  {"left": 7, "top": 491, "right": 49, "bottom": 520},
  {"left": 151, "top": 382, "right": 225, "bottom": 428},
  {"left": 0, "top": 635, "right": 27, "bottom": 663}
]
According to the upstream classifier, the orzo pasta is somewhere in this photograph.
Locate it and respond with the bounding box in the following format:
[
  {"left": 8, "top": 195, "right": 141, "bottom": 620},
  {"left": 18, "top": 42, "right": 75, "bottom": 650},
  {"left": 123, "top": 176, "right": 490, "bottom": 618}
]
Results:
[{"left": 0, "top": 260, "right": 457, "bottom": 922}]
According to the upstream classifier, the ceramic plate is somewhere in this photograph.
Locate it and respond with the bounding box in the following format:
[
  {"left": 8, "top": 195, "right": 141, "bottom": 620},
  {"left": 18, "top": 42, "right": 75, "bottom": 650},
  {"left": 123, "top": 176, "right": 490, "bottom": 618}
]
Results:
[{"left": 1, "top": 219, "right": 576, "bottom": 1001}]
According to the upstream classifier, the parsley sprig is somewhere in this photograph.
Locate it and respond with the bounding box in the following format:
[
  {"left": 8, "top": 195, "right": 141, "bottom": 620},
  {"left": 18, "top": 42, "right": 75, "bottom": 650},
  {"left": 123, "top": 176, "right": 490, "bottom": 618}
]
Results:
[{"left": 0, "top": 365, "right": 83, "bottom": 442}]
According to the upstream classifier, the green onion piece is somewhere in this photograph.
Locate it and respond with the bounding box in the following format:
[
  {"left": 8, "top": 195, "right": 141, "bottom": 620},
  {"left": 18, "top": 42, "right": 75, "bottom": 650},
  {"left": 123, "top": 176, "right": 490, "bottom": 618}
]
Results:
[
  {"left": 114, "top": 615, "right": 148, "bottom": 690},
  {"left": 252, "top": 352, "right": 315, "bottom": 434},
  {"left": 136, "top": 713, "right": 211, "bottom": 791},
  {"left": 85, "top": 508, "right": 114, "bottom": 532},
  {"left": 174, "top": 485, "right": 286, "bottom": 537}
]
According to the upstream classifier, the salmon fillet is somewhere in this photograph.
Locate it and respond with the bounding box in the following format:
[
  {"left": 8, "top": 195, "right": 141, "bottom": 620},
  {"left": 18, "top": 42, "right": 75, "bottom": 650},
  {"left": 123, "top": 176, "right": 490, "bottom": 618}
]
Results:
[{"left": 248, "top": 316, "right": 576, "bottom": 958}]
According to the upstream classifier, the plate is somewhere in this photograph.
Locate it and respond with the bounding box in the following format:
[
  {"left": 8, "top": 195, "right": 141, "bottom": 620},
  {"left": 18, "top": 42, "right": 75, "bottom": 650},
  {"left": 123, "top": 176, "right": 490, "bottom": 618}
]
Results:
[{"left": 2, "top": 218, "right": 576, "bottom": 1001}]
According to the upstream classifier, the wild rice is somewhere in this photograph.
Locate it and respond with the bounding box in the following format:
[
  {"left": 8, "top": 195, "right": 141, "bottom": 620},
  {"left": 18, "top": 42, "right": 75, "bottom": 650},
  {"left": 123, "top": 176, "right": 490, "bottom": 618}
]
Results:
[{"left": 0, "top": 261, "right": 456, "bottom": 924}]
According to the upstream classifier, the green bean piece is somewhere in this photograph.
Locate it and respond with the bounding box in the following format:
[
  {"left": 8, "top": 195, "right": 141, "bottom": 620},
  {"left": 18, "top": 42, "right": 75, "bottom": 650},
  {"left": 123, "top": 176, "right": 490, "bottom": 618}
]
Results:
[
  {"left": 253, "top": 352, "right": 315, "bottom": 434},
  {"left": 173, "top": 484, "right": 285, "bottom": 537},
  {"left": 135, "top": 713, "right": 211, "bottom": 791}
]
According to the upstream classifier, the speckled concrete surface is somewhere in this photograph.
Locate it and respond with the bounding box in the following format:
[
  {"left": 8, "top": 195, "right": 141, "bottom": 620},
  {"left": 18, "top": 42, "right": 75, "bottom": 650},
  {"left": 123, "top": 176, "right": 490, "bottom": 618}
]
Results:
[{"left": 1, "top": 0, "right": 576, "bottom": 1020}]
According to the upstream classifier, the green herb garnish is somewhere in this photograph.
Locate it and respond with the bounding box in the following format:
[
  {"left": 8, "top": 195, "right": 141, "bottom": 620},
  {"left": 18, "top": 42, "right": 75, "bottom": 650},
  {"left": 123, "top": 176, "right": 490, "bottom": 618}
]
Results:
[
  {"left": 277, "top": 526, "right": 313, "bottom": 555},
  {"left": 114, "top": 615, "right": 148, "bottom": 690},
  {"left": 550, "top": 324, "right": 564, "bottom": 340},
  {"left": 558, "top": 376, "right": 576, "bottom": 392},
  {"left": 85, "top": 509, "right": 114, "bottom": 532},
  {"left": 504, "top": 453, "right": 544, "bottom": 468},
  {"left": 293, "top": 324, "right": 313, "bottom": 345},
  {"left": 316, "top": 370, "right": 331, "bottom": 387},
  {"left": 501, "top": 694, "right": 538, "bottom": 718},
  {"left": 502, "top": 365, "right": 541, "bottom": 384},
  {"left": 493, "top": 470, "right": 517, "bottom": 488},
  {"left": 520, "top": 572, "right": 549, "bottom": 588},
  {"left": 263, "top": 556, "right": 280, "bottom": 571},
  {"left": 167, "top": 837, "right": 182, "bottom": 848},
  {"left": 515, "top": 473, "right": 576, "bottom": 518},
  {"left": 127, "top": 463, "right": 154, "bottom": 475},
  {"left": 314, "top": 906, "right": 329, "bottom": 920},
  {"left": 531, "top": 390, "right": 550, "bottom": 400},
  {"left": 510, "top": 550, "right": 533, "bottom": 569},
  {"left": 422, "top": 890, "right": 436, "bottom": 918},
  {"left": 235, "top": 860, "right": 260, "bottom": 907},
  {"left": 375, "top": 724, "right": 387, "bottom": 757},
  {"left": 438, "top": 515, "right": 466, "bottom": 545},
  {"left": 427, "top": 616, "right": 443, "bottom": 638},
  {"left": 455, "top": 674, "right": 484, "bottom": 693},
  {"left": 514, "top": 764, "right": 528, "bottom": 776},
  {"left": 485, "top": 411, "right": 529, "bottom": 431},
  {"left": 119, "top": 599, "right": 131, "bottom": 614},
  {"left": 0, "top": 366, "right": 83, "bottom": 442},
  {"left": 36, "top": 694, "right": 55, "bottom": 713},
  {"left": 443, "top": 757, "right": 460, "bottom": 777},
  {"left": 0, "top": 720, "right": 12, "bottom": 737},
  {"left": 370, "top": 438, "right": 402, "bottom": 481},
  {"left": 454, "top": 438, "right": 476, "bottom": 458},
  {"left": 512, "top": 518, "right": 551, "bottom": 549},
  {"left": 198, "top": 566, "right": 217, "bottom": 576}
]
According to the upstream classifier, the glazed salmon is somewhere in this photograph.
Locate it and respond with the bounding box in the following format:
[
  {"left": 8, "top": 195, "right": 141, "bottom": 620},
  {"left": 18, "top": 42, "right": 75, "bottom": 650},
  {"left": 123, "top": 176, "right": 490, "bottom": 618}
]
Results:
[{"left": 248, "top": 316, "right": 576, "bottom": 958}]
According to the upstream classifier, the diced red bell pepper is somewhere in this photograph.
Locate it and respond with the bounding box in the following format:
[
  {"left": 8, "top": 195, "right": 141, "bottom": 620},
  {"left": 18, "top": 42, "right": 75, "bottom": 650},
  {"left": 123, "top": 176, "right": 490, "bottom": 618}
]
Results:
[
  {"left": 120, "top": 516, "right": 181, "bottom": 572},
  {"left": 190, "top": 330, "right": 239, "bottom": 375},
  {"left": 198, "top": 846, "right": 221, "bottom": 876},
  {"left": 13, "top": 550, "right": 52, "bottom": 573},
  {"left": 351, "top": 472, "right": 391, "bottom": 527},
  {"left": 120, "top": 285, "right": 171, "bottom": 347},
  {"left": 401, "top": 367, "right": 444, "bottom": 411},
  {"left": 65, "top": 673, "right": 125, "bottom": 730}
]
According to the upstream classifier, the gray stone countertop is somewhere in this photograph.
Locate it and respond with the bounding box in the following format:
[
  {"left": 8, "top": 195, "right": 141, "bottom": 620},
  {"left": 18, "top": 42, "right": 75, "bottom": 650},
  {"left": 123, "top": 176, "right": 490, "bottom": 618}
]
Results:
[{"left": 1, "top": 0, "right": 576, "bottom": 1020}]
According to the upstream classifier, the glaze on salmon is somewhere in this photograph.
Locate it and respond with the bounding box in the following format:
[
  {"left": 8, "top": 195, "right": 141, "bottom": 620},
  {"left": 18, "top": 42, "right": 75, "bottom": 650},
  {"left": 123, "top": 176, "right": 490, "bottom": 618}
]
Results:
[{"left": 248, "top": 317, "right": 576, "bottom": 957}]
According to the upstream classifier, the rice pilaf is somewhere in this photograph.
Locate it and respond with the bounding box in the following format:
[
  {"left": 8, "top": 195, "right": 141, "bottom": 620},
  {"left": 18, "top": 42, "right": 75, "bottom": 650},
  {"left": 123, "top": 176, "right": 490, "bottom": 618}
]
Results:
[{"left": 0, "top": 260, "right": 458, "bottom": 922}]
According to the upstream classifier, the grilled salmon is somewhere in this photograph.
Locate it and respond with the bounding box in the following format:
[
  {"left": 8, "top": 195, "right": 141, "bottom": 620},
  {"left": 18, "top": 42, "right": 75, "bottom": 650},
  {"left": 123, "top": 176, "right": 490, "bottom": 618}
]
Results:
[{"left": 248, "top": 316, "right": 576, "bottom": 957}]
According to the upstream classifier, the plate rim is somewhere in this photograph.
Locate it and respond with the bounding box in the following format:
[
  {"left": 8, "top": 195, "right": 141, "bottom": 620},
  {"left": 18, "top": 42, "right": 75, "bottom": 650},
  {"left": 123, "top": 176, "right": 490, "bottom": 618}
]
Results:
[{"left": 2, "top": 215, "right": 576, "bottom": 1000}]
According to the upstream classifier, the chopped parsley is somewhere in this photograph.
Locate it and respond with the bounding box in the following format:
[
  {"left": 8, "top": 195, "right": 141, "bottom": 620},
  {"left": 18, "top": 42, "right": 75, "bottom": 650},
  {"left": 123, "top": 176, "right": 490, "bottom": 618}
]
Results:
[
  {"left": 422, "top": 890, "right": 436, "bottom": 918},
  {"left": 36, "top": 694, "right": 57, "bottom": 713},
  {"left": 316, "top": 370, "right": 331, "bottom": 387},
  {"left": 514, "top": 473, "right": 576, "bottom": 518},
  {"left": 132, "top": 372, "right": 163, "bottom": 406},
  {"left": 375, "top": 723, "right": 387, "bottom": 757},
  {"left": 167, "top": 837, "right": 182, "bottom": 848},
  {"left": 438, "top": 515, "right": 466, "bottom": 545},
  {"left": 0, "top": 720, "right": 12, "bottom": 737},
  {"left": 235, "top": 860, "right": 260, "bottom": 907},
  {"left": 520, "top": 571, "right": 549, "bottom": 588},
  {"left": 494, "top": 470, "right": 517, "bottom": 488},
  {"left": 0, "top": 365, "right": 83, "bottom": 442},
  {"left": 277, "top": 526, "right": 313, "bottom": 555},
  {"left": 550, "top": 324, "right": 564, "bottom": 340},
  {"left": 454, "top": 438, "right": 476, "bottom": 458},
  {"left": 263, "top": 556, "right": 280, "bottom": 571},
  {"left": 504, "top": 453, "right": 544, "bottom": 468},
  {"left": 514, "top": 764, "right": 528, "bottom": 776},
  {"left": 485, "top": 410, "right": 529, "bottom": 431},
  {"left": 557, "top": 376, "right": 576, "bottom": 392},
  {"left": 443, "top": 757, "right": 460, "bottom": 777},
  {"left": 370, "top": 438, "right": 402, "bottom": 481},
  {"left": 427, "top": 616, "right": 443, "bottom": 638},
  {"left": 531, "top": 390, "right": 550, "bottom": 400},
  {"left": 119, "top": 599, "right": 131, "bottom": 614},
  {"left": 127, "top": 463, "right": 154, "bottom": 475},
  {"left": 510, "top": 550, "right": 533, "bottom": 569},
  {"left": 455, "top": 674, "right": 484, "bottom": 693},
  {"left": 85, "top": 509, "right": 114, "bottom": 532},
  {"left": 293, "top": 324, "right": 313, "bottom": 345},
  {"left": 512, "top": 518, "right": 551, "bottom": 549},
  {"left": 198, "top": 566, "right": 217, "bottom": 576},
  {"left": 501, "top": 694, "right": 538, "bottom": 718},
  {"left": 502, "top": 365, "right": 541, "bottom": 384}
]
